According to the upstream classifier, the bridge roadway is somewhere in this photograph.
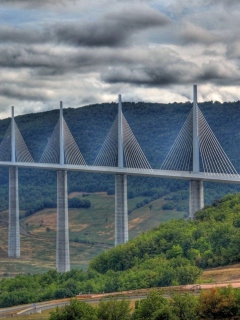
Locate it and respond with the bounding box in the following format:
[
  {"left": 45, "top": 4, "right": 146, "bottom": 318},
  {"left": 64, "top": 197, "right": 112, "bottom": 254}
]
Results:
[
  {"left": 1, "top": 282, "right": 240, "bottom": 316},
  {"left": 0, "top": 161, "right": 239, "bottom": 184}
]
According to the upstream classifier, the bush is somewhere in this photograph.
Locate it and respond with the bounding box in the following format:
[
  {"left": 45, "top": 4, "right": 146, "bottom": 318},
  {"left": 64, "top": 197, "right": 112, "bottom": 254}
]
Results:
[{"left": 162, "top": 203, "right": 175, "bottom": 210}]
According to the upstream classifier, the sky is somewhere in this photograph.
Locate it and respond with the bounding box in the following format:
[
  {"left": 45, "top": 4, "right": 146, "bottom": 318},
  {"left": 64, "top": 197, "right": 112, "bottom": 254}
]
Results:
[{"left": 0, "top": 0, "right": 240, "bottom": 118}]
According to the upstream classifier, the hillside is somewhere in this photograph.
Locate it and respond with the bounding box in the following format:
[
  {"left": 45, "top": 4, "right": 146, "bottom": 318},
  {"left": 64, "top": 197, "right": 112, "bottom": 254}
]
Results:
[
  {"left": 1, "top": 191, "right": 240, "bottom": 308},
  {"left": 0, "top": 100, "right": 240, "bottom": 214},
  {"left": 0, "top": 192, "right": 186, "bottom": 275},
  {"left": 90, "top": 192, "right": 240, "bottom": 273}
]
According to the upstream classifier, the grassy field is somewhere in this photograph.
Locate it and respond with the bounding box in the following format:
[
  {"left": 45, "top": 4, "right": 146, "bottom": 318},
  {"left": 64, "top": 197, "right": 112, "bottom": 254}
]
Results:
[
  {"left": 0, "top": 192, "right": 186, "bottom": 275},
  {"left": 201, "top": 263, "right": 240, "bottom": 283}
]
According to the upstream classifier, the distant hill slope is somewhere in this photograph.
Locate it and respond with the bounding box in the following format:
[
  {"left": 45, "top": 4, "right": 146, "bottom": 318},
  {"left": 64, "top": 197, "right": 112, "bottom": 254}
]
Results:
[
  {"left": 0, "top": 192, "right": 185, "bottom": 275},
  {"left": 1, "top": 100, "right": 240, "bottom": 213}
]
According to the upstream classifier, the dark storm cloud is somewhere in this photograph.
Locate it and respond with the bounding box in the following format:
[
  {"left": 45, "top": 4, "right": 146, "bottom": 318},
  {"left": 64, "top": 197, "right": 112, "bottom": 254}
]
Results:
[
  {"left": 102, "top": 50, "right": 200, "bottom": 86},
  {"left": 0, "top": 86, "right": 48, "bottom": 101},
  {"left": 0, "top": 46, "right": 60, "bottom": 69},
  {"left": 0, "top": 27, "right": 50, "bottom": 45},
  {"left": 197, "top": 60, "right": 240, "bottom": 84},
  {"left": 102, "top": 49, "right": 240, "bottom": 88},
  {"left": 0, "top": 46, "right": 126, "bottom": 75},
  {"left": 2, "top": 42, "right": 239, "bottom": 89},
  {"left": 52, "top": 6, "right": 170, "bottom": 47},
  {"left": 0, "top": 6, "right": 170, "bottom": 48}
]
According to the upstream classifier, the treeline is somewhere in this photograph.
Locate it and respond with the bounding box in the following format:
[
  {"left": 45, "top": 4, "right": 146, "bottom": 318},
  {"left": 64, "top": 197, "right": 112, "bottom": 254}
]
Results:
[
  {"left": 22, "top": 197, "right": 91, "bottom": 218},
  {"left": 49, "top": 288, "right": 240, "bottom": 320},
  {"left": 1, "top": 100, "right": 240, "bottom": 214},
  {"left": 0, "top": 257, "right": 200, "bottom": 308},
  {"left": 68, "top": 198, "right": 91, "bottom": 209}
]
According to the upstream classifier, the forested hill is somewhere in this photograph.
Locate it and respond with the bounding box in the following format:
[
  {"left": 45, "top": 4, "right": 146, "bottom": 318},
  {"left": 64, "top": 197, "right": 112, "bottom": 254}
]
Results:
[
  {"left": 2, "top": 192, "right": 240, "bottom": 307},
  {"left": 0, "top": 100, "right": 240, "bottom": 212},
  {"left": 90, "top": 192, "right": 240, "bottom": 275}
]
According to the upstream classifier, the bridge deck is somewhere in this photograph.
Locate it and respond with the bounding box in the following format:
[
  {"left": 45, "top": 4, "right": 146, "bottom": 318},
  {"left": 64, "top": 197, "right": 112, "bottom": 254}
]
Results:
[{"left": 0, "top": 161, "right": 239, "bottom": 184}]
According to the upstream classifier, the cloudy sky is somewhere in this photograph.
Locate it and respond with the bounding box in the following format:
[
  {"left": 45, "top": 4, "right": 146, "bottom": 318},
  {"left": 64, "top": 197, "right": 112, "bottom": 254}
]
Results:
[{"left": 0, "top": 0, "right": 240, "bottom": 118}]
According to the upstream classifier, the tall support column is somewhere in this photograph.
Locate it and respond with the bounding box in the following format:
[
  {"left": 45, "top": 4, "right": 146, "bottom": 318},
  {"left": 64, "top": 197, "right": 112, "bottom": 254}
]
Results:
[
  {"left": 189, "top": 85, "right": 204, "bottom": 219},
  {"left": 189, "top": 180, "right": 204, "bottom": 219},
  {"left": 57, "top": 170, "right": 70, "bottom": 272},
  {"left": 8, "top": 106, "right": 20, "bottom": 258},
  {"left": 8, "top": 167, "right": 20, "bottom": 257},
  {"left": 56, "top": 101, "right": 70, "bottom": 272},
  {"left": 115, "top": 174, "right": 128, "bottom": 245},
  {"left": 115, "top": 94, "right": 128, "bottom": 246}
]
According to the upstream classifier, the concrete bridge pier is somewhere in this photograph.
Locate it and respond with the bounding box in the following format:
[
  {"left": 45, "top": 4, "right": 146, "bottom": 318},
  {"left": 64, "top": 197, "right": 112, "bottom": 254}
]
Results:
[
  {"left": 8, "top": 166, "right": 20, "bottom": 258},
  {"left": 115, "top": 174, "right": 128, "bottom": 246},
  {"left": 189, "top": 180, "right": 204, "bottom": 219},
  {"left": 56, "top": 170, "right": 70, "bottom": 272}
]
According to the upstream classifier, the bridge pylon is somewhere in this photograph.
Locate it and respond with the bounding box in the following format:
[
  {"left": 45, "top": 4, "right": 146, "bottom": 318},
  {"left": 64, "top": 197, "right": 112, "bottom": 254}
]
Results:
[
  {"left": 8, "top": 106, "right": 20, "bottom": 258},
  {"left": 56, "top": 102, "right": 70, "bottom": 272},
  {"left": 40, "top": 101, "right": 86, "bottom": 272},
  {"left": 189, "top": 85, "right": 204, "bottom": 219},
  {"left": 115, "top": 94, "right": 128, "bottom": 246}
]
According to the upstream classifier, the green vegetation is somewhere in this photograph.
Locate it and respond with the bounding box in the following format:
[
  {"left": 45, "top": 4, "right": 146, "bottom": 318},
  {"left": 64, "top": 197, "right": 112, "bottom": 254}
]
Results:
[
  {"left": 49, "top": 298, "right": 131, "bottom": 320},
  {"left": 2, "top": 191, "right": 240, "bottom": 307},
  {"left": 91, "top": 192, "right": 240, "bottom": 272},
  {"left": 49, "top": 287, "right": 240, "bottom": 320},
  {"left": 0, "top": 258, "right": 200, "bottom": 307}
]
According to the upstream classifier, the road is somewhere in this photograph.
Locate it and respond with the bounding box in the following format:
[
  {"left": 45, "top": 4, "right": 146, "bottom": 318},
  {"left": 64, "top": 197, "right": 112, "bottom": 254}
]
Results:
[
  {"left": 1, "top": 282, "right": 240, "bottom": 317},
  {"left": 0, "top": 161, "right": 240, "bottom": 184}
]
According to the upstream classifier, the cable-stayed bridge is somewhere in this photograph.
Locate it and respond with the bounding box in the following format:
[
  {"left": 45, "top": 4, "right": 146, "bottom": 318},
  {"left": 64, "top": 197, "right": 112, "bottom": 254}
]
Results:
[{"left": 0, "top": 85, "right": 239, "bottom": 272}]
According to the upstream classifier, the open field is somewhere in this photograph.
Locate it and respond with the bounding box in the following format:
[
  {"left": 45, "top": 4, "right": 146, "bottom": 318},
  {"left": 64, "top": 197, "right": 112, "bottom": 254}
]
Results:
[
  {"left": 201, "top": 263, "right": 240, "bottom": 283},
  {"left": 0, "top": 192, "right": 186, "bottom": 275}
]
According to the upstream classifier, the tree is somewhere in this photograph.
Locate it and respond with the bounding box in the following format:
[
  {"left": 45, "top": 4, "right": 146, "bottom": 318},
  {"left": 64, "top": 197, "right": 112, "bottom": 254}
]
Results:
[
  {"left": 97, "top": 297, "right": 131, "bottom": 320},
  {"left": 132, "top": 290, "right": 171, "bottom": 320},
  {"left": 198, "top": 287, "right": 238, "bottom": 319},
  {"left": 49, "top": 299, "right": 97, "bottom": 320},
  {"left": 171, "top": 293, "right": 199, "bottom": 320}
]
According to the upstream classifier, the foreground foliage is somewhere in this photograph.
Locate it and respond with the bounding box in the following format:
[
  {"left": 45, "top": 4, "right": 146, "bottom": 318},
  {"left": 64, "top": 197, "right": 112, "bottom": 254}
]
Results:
[{"left": 49, "top": 287, "right": 240, "bottom": 320}]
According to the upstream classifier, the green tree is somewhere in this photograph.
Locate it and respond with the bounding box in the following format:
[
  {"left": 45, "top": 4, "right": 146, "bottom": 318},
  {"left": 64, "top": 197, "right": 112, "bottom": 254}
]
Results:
[
  {"left": 132, "top": 290, "right": 171, "bottom": 320},
  {"left": 97, "top": 297, "right": 131, "bottom": 320},
  {"left": 171, "top": 293, "right": 199, "bottom": 320},
  {"left": 49, "top": 299, "right": 97, "bottom": 320}
]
